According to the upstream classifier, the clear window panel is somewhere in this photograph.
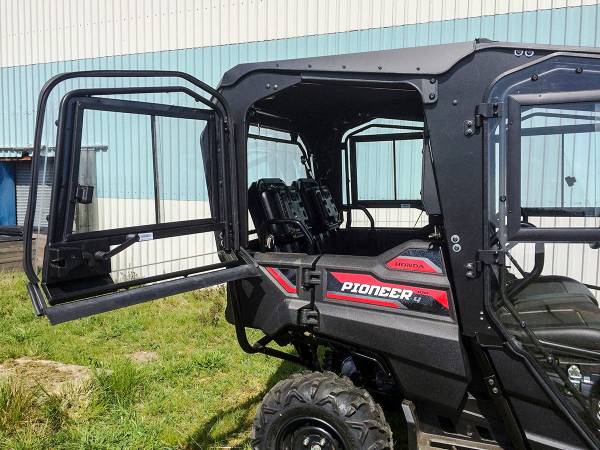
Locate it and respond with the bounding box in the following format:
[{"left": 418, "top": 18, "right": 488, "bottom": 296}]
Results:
[
  {"left": 520, "top": 104, "right": 600, "bottom": 222},
  {"left": 355, "top": 140, "right": 395, "bottom": 200},
  {"left": 247, "top": 126, "right": 305, "bottom": 185},
  {"left": 73, "top": 110, "right": 210, "bottom": 234},
  {"left": 155, "top": 115, "right": 210, "bottom": 223},
  {"left": 355, "top": 138, "right": 422, "bottom": 201},
  {"left": 395, "top": 138, "right": 423, "bottom": 200}
]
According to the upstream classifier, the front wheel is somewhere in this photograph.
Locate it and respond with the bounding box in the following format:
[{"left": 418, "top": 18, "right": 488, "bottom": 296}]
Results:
[{"left": 251, "top": 371, "right": 393, "bottom": 450}]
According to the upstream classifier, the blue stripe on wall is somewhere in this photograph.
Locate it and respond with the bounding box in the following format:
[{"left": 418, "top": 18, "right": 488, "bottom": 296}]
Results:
[{"left": 0, "top": 4, "right": 598, "bottom": 201}]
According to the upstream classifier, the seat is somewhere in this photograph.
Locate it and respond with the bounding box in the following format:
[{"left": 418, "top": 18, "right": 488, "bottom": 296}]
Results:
[
  {"left": 293, "top": 178, "right": 341, "bottom": 252},
  {"left": 512, "top": 275, "right": 598, "bottom": 308},
  {"left": 248, "top": 178, "right": 316, "bottom": 253},
  {"left": 500, "top": 276, "right": 600, "bottom": 352}
]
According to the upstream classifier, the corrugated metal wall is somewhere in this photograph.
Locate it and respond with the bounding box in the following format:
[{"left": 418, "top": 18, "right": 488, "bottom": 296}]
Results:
[
  {"left": 1, "top": 0, "right": 600, "bottom": 283},
  {"left": 15, "top": 160, "right": 53, "bottom": 227}
]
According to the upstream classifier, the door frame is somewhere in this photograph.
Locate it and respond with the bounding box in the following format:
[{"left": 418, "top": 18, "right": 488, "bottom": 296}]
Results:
[{"left": 24, "top": 70, "right": 253, "bottom": 322}]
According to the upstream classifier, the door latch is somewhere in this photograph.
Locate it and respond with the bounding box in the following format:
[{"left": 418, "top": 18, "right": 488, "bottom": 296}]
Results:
[
  {"left": 75, "top": 184, "right": 94, "bottom": 204},
  {"left": 47, "top": 247, "right": 84, "bottom": 277}
]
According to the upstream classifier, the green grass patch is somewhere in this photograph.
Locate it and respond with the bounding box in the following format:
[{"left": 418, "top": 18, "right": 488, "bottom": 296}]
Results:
[
  {"left": 0, "top": 271, "right": 296, "bottom": 448},
  {"left": 0, "top": 270, "right": 406, "bottom": 448}
]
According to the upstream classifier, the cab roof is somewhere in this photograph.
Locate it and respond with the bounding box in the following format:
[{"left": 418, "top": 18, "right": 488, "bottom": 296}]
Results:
[{"left": 218, "top": 39, "right": 600, "bottom": 88}]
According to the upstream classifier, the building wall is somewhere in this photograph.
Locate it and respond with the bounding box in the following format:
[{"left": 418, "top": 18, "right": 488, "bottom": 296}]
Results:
[{"left": 1, "top": 0, "right": 600, "bottom": 285}]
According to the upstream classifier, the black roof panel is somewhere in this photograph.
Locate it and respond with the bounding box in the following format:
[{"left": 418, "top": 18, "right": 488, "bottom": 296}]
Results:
[{"left": 219, "top": 40, "right": 600, "bottom": 88}]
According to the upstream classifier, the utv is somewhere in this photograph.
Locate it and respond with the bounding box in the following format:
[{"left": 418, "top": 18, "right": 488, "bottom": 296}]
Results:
[{"left": 22, "top": 40, "right": 600, "bottom": 449}]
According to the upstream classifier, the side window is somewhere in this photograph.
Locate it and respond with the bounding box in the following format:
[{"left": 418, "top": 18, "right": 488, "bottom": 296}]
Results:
[
  {"left": 247, "top": 126, "right": 307, "bottom": 186},
  {"left": 346, "top": 123, "right": 427, "bottom": 228},
  {"left": 520, "top": 104, "right": 600, "bottom": 218},
  {"left": 75, "top": 111, "right": 211, "bottom": 234},
  {"left": 354, "top": 137, "right": 423, "bottom": 202},
  {"left": 505, "top": 96, "right": 600, "bottom": 240}
]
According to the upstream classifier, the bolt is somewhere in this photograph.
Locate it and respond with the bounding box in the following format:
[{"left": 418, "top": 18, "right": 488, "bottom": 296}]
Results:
[
  {"left": 310, "top": 445, "right": 322, "bottom": 450},
  {"left": 488, "top": 379, "right": 494, "bottom": 385},
  {"left": 308, "top": 64, "right": 312, "bottom": 68},
  {"left": 430, "top": 77, "right": 436, "bottom": 84},
  {"left": 452, "top": 243, "right": 461, "bottom": 253},
  {"left": 531, "top": 73, "right": 538, "bottom": 81},
  {"left": 466, "top": 263, "right": 473, "bottom": 270},
  {"left": 273, "top": 84, "right": 278, "bottom": 90},
  {"left": 465, "top": 128, "right": 473, "bottom": 136},
  {"left": 499, "top": 195, "right": 506, "bottom": 202},
  {"left": 466, "top": 120, "right": 473, "bottom": 127},
  {"left": 342, "top": 65, "right": 346, "bottom": 69},
  {"left": 265, "top": 83, "right": 270, "bottom": 89},
  {"left": 450, "top": 234, "right": 460, "bottom": 243},
  {"left": 576, "top": 67, "right": 583, "bottom": 74},
  {"left": 320, "top": 438, "right": 326, "bottom": 446},
  {"left": 429, "top": 92, "right": 436, "bottom": 100},
  {"left": 378, "top": 65, "right": 383, "bottom": 70},
  {"left": 452, "top": 99, "right": 458, "bottom": 106},
  {"left": 492, "top": 387, "right": 499, "bottom": 394},
  {"left": 303, "top": 437, "right": 310, "bottom": 446}
]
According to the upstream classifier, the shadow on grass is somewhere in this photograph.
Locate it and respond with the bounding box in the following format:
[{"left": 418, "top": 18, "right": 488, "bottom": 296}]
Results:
[
  {"left": 184, "top": 359, "right": 299, "bottom": 449},
  {"left": 183, "top": 359, "right": 408, "bottom": 450}
]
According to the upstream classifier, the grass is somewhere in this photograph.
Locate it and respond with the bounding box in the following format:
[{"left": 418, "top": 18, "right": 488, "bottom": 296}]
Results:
[
  {"left": 0, "top": 270, "right": 299, "bottom": 449},
  {"left": 0, "top": 270, "right": 407, "bottom": 449}
]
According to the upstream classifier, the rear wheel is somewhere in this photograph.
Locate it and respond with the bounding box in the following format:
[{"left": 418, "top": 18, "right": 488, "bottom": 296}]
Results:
[{"left": 251, "top": 371, "right": 393, "bottom": 450}]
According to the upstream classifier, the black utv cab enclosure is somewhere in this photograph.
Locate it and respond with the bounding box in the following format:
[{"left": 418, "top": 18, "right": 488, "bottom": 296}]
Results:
[{"left": 23, "top": 40, "right": 600, "bottom": 449}]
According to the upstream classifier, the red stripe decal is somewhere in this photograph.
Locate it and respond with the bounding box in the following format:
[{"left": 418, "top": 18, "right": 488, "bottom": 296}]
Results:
[
  {"left": 265, "top": 267, "right": 297, "bottom": 294},
  {"left": 326, "top": 292, "right": 399, "bottom": 309},
  {"left": 330, "top": 271, "right": 449, "bottom": 310}
]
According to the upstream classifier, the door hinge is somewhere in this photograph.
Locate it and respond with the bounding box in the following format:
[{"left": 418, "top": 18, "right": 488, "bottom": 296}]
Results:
[
  {"left": 301, "top": 269, "right": 321, "bottom": 288},
  {"left": 465, "top": 249, "right": 506, "bottom": 279},
  {"left": 478, "top": 249, "right": 506, "bottom": 265},
  {"left": 474, "top": 102, "right": 502, "bottom": 127},
  {"left": 298, "top": 308, "right": 319, "bottom": 327}
]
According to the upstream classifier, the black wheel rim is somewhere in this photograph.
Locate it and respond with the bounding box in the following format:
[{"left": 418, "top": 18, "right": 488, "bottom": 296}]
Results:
[{"left": 276, "top": 416, "right": 346, "bottom": 450}]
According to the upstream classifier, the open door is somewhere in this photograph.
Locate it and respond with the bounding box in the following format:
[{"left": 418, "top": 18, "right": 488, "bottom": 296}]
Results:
[{"left": 24, "top": 71, "right": 257, "bottom": 324}]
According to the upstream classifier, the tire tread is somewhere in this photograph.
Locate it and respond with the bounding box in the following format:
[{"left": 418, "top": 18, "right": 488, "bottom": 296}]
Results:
[{"left": 252, "top": 371, "right": 393, "bottom": 449}]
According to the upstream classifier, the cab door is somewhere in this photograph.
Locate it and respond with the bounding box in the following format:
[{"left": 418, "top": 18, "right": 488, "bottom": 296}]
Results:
[{"left": 24, "top": 71, "right": 257, "bottom": 324}]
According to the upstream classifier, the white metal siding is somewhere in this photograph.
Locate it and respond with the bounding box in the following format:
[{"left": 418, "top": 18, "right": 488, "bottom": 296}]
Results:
[
  {"left": 16, "top": 159, "right": 53, "bottom": 228},
  {"left": 2, "top": 0, "right": 599, "bottom": 68}
]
